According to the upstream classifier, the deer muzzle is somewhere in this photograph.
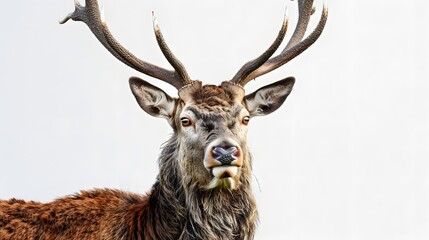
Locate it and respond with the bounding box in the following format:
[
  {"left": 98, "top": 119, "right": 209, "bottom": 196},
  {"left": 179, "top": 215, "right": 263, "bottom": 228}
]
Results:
[{"left": 204, "top": 139, "right": 243, "bottom": 179}]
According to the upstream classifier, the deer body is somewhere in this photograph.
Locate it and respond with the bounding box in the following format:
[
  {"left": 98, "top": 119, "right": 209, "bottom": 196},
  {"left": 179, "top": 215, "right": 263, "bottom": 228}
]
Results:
[
  {"left": 0, "top": 136, "right": 256, "bottom": 239},
  {"left": 0, "top": 0, "right": 327, "bottom": 239},
  {"left": 1, "top": 83, "right": 262, "bottom": 240}
]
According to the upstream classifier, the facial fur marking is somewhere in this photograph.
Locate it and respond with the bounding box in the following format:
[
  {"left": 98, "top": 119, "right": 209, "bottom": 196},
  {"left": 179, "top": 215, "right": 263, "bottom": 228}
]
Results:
[{"left": 184, "top": 106, "right": 202, "bottom": 119}]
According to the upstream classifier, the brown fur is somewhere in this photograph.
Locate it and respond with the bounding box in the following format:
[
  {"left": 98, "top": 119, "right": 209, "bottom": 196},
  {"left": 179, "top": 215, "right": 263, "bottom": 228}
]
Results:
[
  {"left": 0, "top": 75, "right": 297, "bottom": 239},
  {"left": 191, "top": 83, "right": 238, "bottom": 109},
  {"left": 0, "top": 136, "right": 257, "bottom": 240},
  {"left": 0, "top": 83, "right": 260, "bottom": 240},
  {"left": 2, "top": 0, "right": 323, "bottom": 235},
  {"left": 0, "top": 77, "right": 295, "bottom": 239}
]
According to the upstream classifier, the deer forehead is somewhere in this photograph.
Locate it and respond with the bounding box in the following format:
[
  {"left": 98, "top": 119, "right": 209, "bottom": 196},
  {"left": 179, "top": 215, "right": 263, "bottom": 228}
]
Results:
[
  {"left": 176, "top": 82, "right": 249, "bottom": 125},
  {"left": 178, "top": 81, "right": 245, "bottom": 109}
]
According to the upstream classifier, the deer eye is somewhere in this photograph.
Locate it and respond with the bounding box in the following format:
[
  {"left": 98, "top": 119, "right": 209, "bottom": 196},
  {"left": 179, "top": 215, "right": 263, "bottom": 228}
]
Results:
[
  {"left": 180, "top": 117, "right": 192, "bottom": 127},
  {"left": 242, "top": 116, "right": 250, "bottom": 125}
]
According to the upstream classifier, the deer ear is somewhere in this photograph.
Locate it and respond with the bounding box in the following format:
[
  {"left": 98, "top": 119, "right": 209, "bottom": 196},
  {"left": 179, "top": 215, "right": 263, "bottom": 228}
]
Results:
[
  {"left": 129, "top": 77, "right": 176, "bottom": 119},
  {"left": 244, "top": 77, "right": 295, "bottom": 117}
]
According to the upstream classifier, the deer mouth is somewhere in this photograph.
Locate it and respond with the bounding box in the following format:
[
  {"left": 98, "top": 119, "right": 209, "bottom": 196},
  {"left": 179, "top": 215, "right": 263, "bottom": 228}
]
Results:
[
  {"left": 211, "top": 166, "right": 238, "bottom": 178},
  {"left": 205, "top": 166, "right": 239, "bottom": 190}
]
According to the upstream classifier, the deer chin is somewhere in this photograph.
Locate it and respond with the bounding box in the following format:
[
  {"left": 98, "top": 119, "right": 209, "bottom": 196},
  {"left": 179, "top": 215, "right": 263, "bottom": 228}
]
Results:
[{"left": 205, "top": 166, "right": 239, "bottom": 190}]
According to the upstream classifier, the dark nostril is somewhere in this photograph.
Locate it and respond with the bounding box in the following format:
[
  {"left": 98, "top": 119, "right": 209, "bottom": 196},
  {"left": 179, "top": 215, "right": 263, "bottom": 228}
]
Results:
[{"left": 212, "top": 147, "right": 222, "bottom": 158}]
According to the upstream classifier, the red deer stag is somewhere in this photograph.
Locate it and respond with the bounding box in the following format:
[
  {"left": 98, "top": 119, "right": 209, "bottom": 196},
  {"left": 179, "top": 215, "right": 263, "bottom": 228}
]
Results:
[{"left": 0, "top": 0, "right": 327, "bottom": 239}]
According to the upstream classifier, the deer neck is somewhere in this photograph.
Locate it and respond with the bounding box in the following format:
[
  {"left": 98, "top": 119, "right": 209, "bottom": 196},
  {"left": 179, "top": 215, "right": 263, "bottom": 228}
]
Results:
[{"left": 148, "top": 135, "right": 258, "bottom": 239}]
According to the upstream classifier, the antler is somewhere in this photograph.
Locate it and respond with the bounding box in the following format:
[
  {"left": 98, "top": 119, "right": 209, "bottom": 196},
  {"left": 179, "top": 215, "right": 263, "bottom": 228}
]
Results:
[
  {"left": 60, "top": 0, "right": 192, "bottom": 89},
  {"left": 231, "top": 0, "right": 328, "bottom": 87},
  {"left": 230, "top": 11, "right": 289, "bottom": 84}
]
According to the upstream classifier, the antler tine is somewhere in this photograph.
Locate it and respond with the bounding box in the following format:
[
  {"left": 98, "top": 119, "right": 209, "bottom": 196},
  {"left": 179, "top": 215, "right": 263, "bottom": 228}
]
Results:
[
  {"left": 152, "top": 12, "right": 192, "bottom": 85},
  {"left": 60, "top": 0, "right": 190, "bottom": 90},
  {"left": 284, "top": 0, "right": 314, "bottom": 50},
  {"left": 236, "top": 0, "right": 328, "bottom": 86},
  {"left": 230, "top": 9, "right": 289, "bottom": 86}
]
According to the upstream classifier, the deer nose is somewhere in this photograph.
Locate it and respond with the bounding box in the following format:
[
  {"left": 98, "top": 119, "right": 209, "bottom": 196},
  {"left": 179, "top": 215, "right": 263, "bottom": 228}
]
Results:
[
  {"left": 211, "top": 146, "right": 240, "bottom": 165},
  {"left": 204, "top": 139, "right": 243, "bottom": 170}
]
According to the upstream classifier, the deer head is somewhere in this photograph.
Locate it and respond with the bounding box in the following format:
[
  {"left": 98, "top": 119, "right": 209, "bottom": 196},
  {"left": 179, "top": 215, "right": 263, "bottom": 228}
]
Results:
[{"left": 60, "top": 0, "right": 328, "bottom": 192}]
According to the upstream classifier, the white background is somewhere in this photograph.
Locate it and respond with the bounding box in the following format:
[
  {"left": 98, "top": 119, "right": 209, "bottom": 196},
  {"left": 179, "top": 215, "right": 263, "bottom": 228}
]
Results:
[{"left": 0, "top": 0, "right": 428, "bottom": 239}]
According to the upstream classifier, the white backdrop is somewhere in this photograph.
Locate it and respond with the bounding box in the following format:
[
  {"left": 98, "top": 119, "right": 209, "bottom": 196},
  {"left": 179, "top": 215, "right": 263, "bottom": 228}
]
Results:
[{"left": 0, "top": 0, "right": 428, "bottom": 239}]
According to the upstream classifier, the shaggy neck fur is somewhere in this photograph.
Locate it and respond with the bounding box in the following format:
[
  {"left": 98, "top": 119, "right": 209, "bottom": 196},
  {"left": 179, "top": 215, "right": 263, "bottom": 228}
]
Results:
[
  {"left": 132, "top": 136, "right": 258, "bottom": 240},
  {"left": 0, "top": 137, "right": 257, "bottom": 240}
]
